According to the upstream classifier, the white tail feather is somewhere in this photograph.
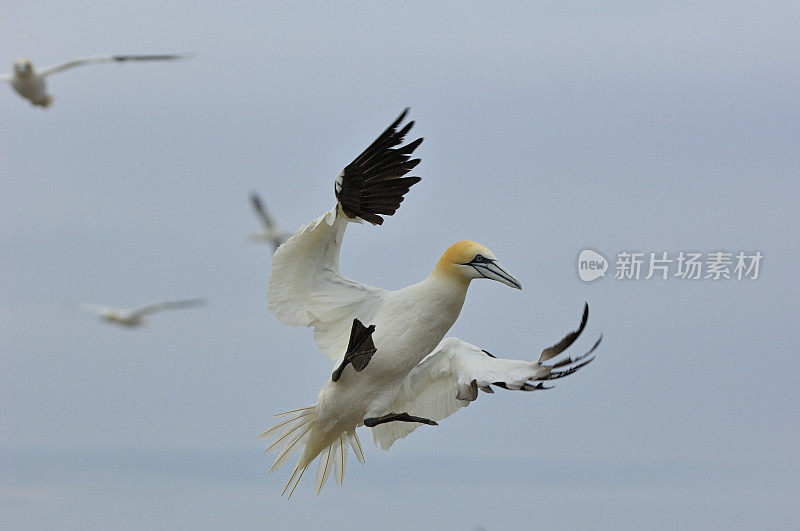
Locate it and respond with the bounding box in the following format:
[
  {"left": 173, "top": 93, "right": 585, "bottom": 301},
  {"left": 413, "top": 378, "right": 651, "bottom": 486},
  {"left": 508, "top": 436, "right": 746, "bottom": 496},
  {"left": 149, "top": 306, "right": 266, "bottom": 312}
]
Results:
[
  {"left": 269, "top": 425, "right": 312, "bottom": 473},
  {"left": 262, "top": 412, "right": 311, "bottom": 452},
  {"left": 262, "top": 419, "right": 310, "bottom": 454},
  {"left": 283, "top": 462, "right": 308, "bottom": 498},
  {"left": 315, "top": 445, "right": 334, "bottom": 494},
  {"left": 348, "top": 431, "right": 366, "bottom": 465},
  {"left": 258, "top": 414, "right": 308, "bottom": 442},
  {"left": 261, "top": 405, "right": 363, "bottom": 497},
  {"left": 273, "top": 406, "right": 316, "bottom": 419},
  {"left": 334, "top": 434, "right": 347, "bottom": 486},
  {"left": 260, "top": 406, "right": 316, "bottom": 474}
]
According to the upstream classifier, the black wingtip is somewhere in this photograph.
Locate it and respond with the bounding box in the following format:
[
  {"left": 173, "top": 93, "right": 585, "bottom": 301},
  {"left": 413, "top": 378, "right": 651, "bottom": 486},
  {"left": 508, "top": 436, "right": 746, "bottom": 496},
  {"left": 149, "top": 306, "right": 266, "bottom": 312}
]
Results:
[
  {"left": 335, "top": 109, "right": 423, "bottom": 225},
  {"left": 112, "top": 54, "right": 188, "bottom": 62},
  {"left": 539, "top": 303, "right": 590, "bottom": 363}
]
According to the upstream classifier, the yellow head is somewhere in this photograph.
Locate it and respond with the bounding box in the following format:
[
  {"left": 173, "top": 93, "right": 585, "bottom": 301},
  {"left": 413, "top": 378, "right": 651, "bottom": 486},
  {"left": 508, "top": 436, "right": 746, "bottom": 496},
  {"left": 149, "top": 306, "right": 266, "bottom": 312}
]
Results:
[{"left": 433, "top": 240, "right": 522, "bottom": 289}]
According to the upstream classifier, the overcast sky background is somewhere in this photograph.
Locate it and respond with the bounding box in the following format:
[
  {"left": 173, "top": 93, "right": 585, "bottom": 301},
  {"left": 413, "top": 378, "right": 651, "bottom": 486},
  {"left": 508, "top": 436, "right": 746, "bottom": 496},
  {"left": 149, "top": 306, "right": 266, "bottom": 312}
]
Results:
[{"left": 2, "top": 2, "right": 798, "bottom": 529}]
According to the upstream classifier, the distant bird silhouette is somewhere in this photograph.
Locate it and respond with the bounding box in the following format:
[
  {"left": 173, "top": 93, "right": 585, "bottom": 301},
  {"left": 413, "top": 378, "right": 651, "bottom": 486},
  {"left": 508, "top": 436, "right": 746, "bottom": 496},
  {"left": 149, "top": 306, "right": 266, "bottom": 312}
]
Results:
[
  {"left": 77, "top": 298, "right": 205, "bottom": 327},
  {"left": 1, "top": 53, "right": 188, "bottom": 107},
  {"left": 249, "top": 192, "right": 292, "bottom": 251}
]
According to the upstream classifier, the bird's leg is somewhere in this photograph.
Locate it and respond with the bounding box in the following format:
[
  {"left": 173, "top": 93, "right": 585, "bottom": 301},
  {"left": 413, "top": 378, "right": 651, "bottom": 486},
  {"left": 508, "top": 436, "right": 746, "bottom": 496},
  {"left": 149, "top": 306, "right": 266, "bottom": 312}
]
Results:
[
  {"left": 363, "top": 412, "right": 438, "bottom": 427},
  {"left": 332, "top": 318, "right": 378, "bottom": 382}
]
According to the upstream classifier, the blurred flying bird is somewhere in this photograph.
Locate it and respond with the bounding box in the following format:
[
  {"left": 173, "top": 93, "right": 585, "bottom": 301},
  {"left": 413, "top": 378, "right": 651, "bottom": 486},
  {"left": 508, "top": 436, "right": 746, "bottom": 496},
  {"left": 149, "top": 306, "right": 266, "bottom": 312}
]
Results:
[
  {"left": 260, "top": 109, "right": 601, "bottom": 497},
  {"left": 77, "top": 298, "right": 205, "bottom": 328},
  {"left": 1, "top": 54, "right": 188, "bottom": 107},
  {"left": 249, "top": 192, "right": 292, "bottom": 250}
]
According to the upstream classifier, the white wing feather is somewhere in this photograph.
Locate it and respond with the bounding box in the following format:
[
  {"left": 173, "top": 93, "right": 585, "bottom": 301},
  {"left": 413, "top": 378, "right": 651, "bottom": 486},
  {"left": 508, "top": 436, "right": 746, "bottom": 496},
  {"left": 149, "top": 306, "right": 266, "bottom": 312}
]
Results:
[
  {"left": 370, "top": 338, "right": 542, "bottom": 449},
  {"left": 267, "top": 206, "right": 386, "bottom": 360},
  {"left": 40, "top": 54, "right": 186, "bottom": 77},
  {"left": 129, "top": 298, "right": 205, "bottom": 318},
  {"left": 371, "top": 333, "right": 599, "bottom": 450},
  {"left": 77, "top": 303, "right": 115, "bottom": 317}
]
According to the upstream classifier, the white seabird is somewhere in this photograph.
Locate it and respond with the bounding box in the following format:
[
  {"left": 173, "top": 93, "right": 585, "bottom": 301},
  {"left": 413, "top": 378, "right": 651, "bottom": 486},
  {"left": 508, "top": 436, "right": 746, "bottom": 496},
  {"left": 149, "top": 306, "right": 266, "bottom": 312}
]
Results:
[
  {"left": 77, "top": 298, "right": 205, "bottom": 328},
  {"left": 249, "top": 192, "right": 292, "bottom": 250},
  {"left": 260, "top": 109, "right": 600, "bottom": 497},
  {"left": 0, "top": 54, "right": 187, "bottom": 107}
]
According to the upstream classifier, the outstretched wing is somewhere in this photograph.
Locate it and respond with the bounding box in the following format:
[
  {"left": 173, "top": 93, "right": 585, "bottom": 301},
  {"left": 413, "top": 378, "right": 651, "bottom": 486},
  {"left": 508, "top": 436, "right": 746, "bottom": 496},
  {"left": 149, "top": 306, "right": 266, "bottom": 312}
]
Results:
[
  {"left": 129, "top": 298, "right": 205, "bottom": 318},
  {"left": 40, "top": 54, "right": 187, "bottom": 77},
  {"left": 267, "top": 110, "right": 422, "bottom": 360},
  {"left": 268, "top": 207, "right": 387, "bottom": 360},
  {"left": 371, "top": 304, "right": 601, "bottom": 450},
  {"left": 334, "top": 108, "right": 423, "bottom": 225},
  {"left": 76, "top": 303, "right": 115, "bottom": 317},
  {"left": 250, "top": 192, "right": 276, "bottom": 230}
]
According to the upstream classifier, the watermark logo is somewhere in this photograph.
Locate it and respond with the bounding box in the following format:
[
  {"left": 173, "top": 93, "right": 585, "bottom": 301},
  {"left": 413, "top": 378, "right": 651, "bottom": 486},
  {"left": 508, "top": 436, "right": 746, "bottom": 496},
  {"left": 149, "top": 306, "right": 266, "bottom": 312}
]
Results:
[
  {"left": 578, "top": 249, "right": 609, "bottom": 282},
  {"left": 578, "top": 249, "right": 763, "bottom": 282}
]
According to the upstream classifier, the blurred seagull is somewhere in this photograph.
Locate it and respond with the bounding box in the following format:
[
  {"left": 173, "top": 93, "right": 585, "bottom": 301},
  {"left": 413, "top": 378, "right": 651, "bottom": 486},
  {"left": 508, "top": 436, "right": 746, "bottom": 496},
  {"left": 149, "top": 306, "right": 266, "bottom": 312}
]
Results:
[
  {"left": 249, "top": 192, "right": 292, "bottom": 250},
  {"left": 0, "top": 54, "right": 187, "bottom": 107},
  {"left": 77, "top": 298, "right": 205, "bottom": 328},
  {"left": 259, "top": 109, "right": 601, "bottom": 497}
]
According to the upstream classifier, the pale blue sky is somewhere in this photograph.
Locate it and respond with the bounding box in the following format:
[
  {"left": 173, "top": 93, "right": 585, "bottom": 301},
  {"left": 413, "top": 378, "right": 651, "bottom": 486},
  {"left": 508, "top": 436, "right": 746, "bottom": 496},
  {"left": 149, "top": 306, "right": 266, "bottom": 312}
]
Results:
[{"left": 2, "top": 1, "right": 798, "bottom": 529}]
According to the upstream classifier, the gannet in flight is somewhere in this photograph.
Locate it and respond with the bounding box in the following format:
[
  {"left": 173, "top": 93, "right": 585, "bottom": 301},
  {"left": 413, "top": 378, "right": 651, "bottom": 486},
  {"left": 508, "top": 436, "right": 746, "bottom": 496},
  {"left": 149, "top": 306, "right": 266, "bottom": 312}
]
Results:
[
  {"left": 260, "top": 109, "right": 600, "bottom": 497},
  {"left": 77, "top": 298, "right": 205, "bottom": 327},
  {"left": 249, "top": 192, "right": 292, "bottom": 251},
  {"left": 1, "top": 54, "right": 187, "bottom": 107}
]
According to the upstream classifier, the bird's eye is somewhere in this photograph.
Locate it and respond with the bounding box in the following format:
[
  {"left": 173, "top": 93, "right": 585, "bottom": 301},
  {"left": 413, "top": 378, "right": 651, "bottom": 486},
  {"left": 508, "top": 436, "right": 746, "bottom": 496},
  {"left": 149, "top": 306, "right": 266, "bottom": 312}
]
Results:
[{"left": 473, "top": 254, "right": 485, "bottom": 263}]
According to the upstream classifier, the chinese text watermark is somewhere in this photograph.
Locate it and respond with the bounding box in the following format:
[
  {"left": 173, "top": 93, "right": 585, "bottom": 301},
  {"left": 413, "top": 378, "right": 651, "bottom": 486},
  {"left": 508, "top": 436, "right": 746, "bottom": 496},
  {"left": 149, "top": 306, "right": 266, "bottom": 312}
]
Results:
[{"left": 578, "top": 250, "right": 762, "bottom": 282}]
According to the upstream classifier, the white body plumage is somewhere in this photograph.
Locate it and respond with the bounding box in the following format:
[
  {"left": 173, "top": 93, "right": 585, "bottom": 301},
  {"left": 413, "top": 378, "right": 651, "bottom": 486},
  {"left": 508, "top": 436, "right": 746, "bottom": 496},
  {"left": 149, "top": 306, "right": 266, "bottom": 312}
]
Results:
[
  {"left": 9, "top": 70, "right": 49, "bottom": 106},
  {"left": 302, "top": 250, "right": 469, "bottom": 466},
  {"left": 262, "top": 206, "right": 522, "bottom": 495},
  {"left": 259, "top": 110, "right": 598, "bottom": 496}
]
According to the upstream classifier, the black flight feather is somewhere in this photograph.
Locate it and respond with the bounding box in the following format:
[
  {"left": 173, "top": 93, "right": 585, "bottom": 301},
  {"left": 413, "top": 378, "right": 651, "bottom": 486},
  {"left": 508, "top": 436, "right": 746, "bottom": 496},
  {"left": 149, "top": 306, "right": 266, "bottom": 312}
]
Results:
[
  {"left": 539, "top": 302, "right": 589, "bottom": 363},
  {"left": 335, "top": 108, "right": 423, "bottom": 225}
]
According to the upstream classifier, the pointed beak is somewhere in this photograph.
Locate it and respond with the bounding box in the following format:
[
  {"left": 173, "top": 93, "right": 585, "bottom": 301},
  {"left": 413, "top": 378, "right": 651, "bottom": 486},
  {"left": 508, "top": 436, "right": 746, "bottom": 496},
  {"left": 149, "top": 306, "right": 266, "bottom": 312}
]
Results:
[{"left": 471, "top": 260, "right": 523, "bottom": 290}]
